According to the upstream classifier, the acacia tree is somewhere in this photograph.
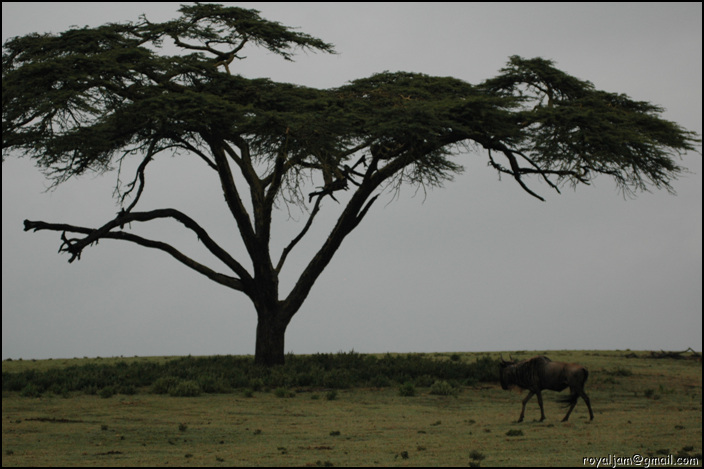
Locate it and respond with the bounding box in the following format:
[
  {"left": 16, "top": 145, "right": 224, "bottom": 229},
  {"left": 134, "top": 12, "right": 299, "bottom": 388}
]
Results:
[{"left": 3, "top": 5, "right": 698, "bottom": 366}]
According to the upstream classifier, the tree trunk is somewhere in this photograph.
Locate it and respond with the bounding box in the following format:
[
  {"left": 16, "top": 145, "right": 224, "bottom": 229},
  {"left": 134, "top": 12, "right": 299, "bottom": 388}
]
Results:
[{"left": 254, "top": 312, "right": 289, "bottom": 367}]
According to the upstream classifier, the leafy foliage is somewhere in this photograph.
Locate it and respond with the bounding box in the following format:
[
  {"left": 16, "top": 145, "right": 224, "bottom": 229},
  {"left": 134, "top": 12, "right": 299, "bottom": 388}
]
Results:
[
  {"left": 480, "top": 56, "right": 698, "bottom": 195},
  {"left": 2, "top": 5, "right": 334, "bottom": 186},
  {"left": 3, "top": 8, "right": 695, "bottom": 197}
]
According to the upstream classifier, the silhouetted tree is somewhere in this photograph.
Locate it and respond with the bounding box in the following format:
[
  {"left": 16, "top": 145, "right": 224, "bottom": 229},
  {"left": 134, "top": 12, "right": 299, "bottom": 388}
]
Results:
[{"left": 3, "top": 4, "right": 698, "bottom": 365}]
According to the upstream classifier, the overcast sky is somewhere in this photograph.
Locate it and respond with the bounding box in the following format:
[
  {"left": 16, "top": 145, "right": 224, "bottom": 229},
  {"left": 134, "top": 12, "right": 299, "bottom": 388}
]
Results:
[{"left": 2, "top": 3, "right": 701, "bottom": 360}]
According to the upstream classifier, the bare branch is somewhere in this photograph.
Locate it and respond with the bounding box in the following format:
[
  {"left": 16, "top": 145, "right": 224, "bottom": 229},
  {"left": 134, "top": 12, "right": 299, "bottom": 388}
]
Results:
[
  {"left": 176, "top": 138, "right": 218, "bottom": 170},
  {"left": 24, "top": 208, "right": 253, "bottom": 287},
  {"left": 119, "top": 140, "right": 157, "bottom": 213},
  {"left": 23, "top": 220, "right": 245, "bottom": 291},
  {"left": 500, "top": 149, "right": 547, "bottom": 202},
  {"left": 207, "top": 140, "right": 259, "bottom": 259},
  {"left": 487, "top": 146, "right": 590, "bottom": 202},
  {"left": 354, "top": 194, "right": 380, "bottom": 228},
  {"left": 276, "top": 196, "right": 322, "bottom": 273}
]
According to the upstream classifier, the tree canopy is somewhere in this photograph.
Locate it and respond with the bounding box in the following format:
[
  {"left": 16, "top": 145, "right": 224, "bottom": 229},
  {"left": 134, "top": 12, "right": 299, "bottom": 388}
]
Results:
[{"left": 2, "top": 4, "right": 699, "bottom": 365}]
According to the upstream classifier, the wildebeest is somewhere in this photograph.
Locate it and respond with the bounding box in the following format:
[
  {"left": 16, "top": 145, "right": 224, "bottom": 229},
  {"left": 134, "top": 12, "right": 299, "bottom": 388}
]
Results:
[{"left": 499, "top": 355, "right": 594, "bottom": 422}]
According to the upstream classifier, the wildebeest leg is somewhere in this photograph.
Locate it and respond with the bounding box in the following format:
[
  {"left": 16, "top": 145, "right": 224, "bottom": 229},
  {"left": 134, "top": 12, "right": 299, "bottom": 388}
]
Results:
[
  {"left": 582, "top": 391, "right": 594, "bottom": 420},
  {"left": 561, "top": 394, "right": 578, "bottom": 422},
  {"left": 518, "top": 391, "right": 534, "bottom": 422},
  {"left": 535, "top": 391, "right": 547, "bottom": 421}
]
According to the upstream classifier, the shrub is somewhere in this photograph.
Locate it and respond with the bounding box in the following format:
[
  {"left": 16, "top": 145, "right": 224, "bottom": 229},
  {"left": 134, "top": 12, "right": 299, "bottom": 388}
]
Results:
[
  {"left": 469, "top": 449, "right": 486, "bottom": 466},
  {"left": 322, "top": 369, "right": 352, "bottom": 389},
  {"left": 429, "top": 380, "right": 458, "bottom": 397},
  {"left": 398, "top": 382, "right": 416, "bottom": 397},
  {"left": 248, "top": 378, "right": 266, "bottom": 392},
  {"left": 198, "top": 375, "right": 231, "bottom": 394},
  {"left": 4, "top": 352, "right": 503, "bottom": 397},
  {"left": 274, "top": 387, "right": 295, "bottom": 398},
  {"left": 20, "top": 383, "right": 41, "bottom": 398},
  {"left": 152, "top": 376, "right": 180, "bottom": 394},
  {"left": 169, "top": 380, "right": 201, "bottom": 397},
  {"left": 415, "top": 374, "right": 436, "bottom": 387},
  {"left": 370, "top": 375, "right": 391, "bottom": 387},
  {"left": 48, "top": 382, "right": 70, "bottom": 396},
  {"left": 118, "top": 384, "right": 136, "bottom": 395}
]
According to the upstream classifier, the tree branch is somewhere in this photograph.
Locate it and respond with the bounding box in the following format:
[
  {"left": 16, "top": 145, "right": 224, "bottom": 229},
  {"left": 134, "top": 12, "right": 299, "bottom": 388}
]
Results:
[
  {"left": 23, "top": 219, "right": 247, "bottom": 292},
  {"left": 489, "top": 148, "right": 547, "bottom": 201},
  {"left": 281, "top": 163, "right": 390, "bottom": 315},
  {"left": 24, "top": 207, "right": 253, "bottom": 284},
  {"left": 354, "top": 194, "right": 380, "bottom": 228},
  {"left": 175, "top": 137, "right": 218, "bottom": 171},
  {"left": 275, "top": 196, "right": 323, "bottom": 273},
  {"left": 208, "top": 140, "right": 258, "bottom": 257},
  {"left": 118, "top": 140, "right": 159, "bottom": 213},
  {"left": 486, "top": 143, "right": 594, "bottom": 202}
]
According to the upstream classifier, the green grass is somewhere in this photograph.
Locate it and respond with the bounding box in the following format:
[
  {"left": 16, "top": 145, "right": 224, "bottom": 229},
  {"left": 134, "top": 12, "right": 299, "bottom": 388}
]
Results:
[{"left": 2, "top": 350, "right": 701, "bottom": 466}]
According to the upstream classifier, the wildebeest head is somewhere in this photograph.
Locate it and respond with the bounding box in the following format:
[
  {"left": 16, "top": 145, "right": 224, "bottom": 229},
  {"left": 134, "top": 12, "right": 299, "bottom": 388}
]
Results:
[{"left": 499, "top": 355, "right": 518, "bottom": 390}]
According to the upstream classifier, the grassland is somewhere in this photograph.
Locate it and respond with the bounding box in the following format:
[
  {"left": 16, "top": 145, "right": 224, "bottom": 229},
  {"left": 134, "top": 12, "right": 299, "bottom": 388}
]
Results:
[{"left": 2, "top": 350, "right": 701, "bottom": 466}]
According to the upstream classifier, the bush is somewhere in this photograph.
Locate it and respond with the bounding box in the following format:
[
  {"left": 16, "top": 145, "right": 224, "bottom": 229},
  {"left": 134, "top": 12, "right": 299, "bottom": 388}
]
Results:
[
  {"left": 370, "top": 375, "right": 391, "bottom": 387},
  {"left": 198, "top": 375, "right": 231, "bottom": 393},
  {"left": 169, "top": 380, "right": 201, "bottom": 397},
  {"left": 20, "top": 383, "right": 41, "bottom": 398},
  {"left": 469, "top": 449, "right": 485, "bottom": 460},
  {"left": 152, "top": 376, "right": 201, "bottom": 397},
  {"left": 118, "top": 384, "right": 137, "bottom": 395},
  {"left": 323, "top": 369, "right": 352, "bottom": 389},
  {"left": 4, "top": 352, "right": 502, "bottom": 397},
  {"left": 274, "top": 387, "right": 295, "bottom": 398},
  {"left": 398, "top": 382, "right": 416, "bottom": 397},
  {"left": 429, "top": 380, "right": 458, "bottom": 397},
  {"left": 415, "top": 374, "right": 436, "bottom": 387},
  {"left": 152, "top": 376, "right": 180, "bottom": 394}
]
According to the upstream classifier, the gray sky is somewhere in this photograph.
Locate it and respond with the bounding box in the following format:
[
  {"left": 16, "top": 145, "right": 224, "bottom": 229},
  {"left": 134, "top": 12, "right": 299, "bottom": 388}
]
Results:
[{"left": 2, "top": 3, "right": 701, "bottom": 360}]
